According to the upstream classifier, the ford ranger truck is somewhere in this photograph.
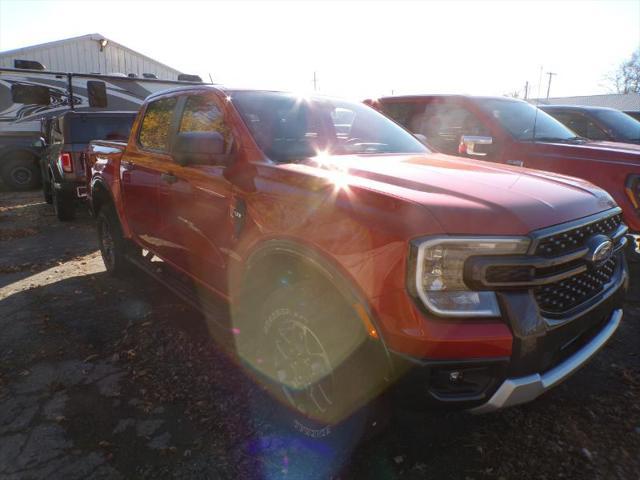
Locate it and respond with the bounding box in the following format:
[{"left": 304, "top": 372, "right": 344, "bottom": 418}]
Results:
[
  {"left": 89, "top": 87, "right": 627, "bottom": 440},
  {"left": 367, "top": 95, "right": 640, "bottom": 259}
]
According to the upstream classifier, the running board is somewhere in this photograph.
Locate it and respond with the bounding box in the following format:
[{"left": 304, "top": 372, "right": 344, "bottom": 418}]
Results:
[{"left": 125, "top": 254, "right": 230, "bottom": 331}]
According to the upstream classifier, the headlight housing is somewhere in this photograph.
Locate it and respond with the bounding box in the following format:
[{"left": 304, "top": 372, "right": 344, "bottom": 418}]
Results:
[{"left": 410, "top": 237, "right": 530, "bottom": 317}]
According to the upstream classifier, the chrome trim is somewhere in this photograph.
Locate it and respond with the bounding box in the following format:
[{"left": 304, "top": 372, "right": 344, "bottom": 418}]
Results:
[{"left": 470, "top": 308, "right": 622, "bottom": 414}]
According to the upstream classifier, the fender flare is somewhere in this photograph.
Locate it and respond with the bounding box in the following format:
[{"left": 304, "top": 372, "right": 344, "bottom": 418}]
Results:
[{"left": 242, "top": 238, "right": 395, "bottom": 374}]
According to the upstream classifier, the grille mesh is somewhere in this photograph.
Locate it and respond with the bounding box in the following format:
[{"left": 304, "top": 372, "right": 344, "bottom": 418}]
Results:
[
  {"left": 534, "top": 258, "right": 616, "bottom": 314},
  {"left": 535, "top": 214, "right": 622, "bottom": 257}
]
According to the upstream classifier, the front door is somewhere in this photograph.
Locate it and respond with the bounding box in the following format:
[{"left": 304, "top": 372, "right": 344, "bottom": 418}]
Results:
[{"left": 158, "top": 93, "right": 236, "bottom": 295}]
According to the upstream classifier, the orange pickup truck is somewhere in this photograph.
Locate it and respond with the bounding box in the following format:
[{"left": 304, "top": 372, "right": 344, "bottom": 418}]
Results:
[{"left": 87, "top": 86, "right": 627, "bottom": 442}]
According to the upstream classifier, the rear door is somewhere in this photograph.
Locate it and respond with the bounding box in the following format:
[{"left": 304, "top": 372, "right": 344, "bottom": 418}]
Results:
[
  {"left": 120, "top": 96, "right": 180, "bottom": 252},
  {"left": 158, "top": 92, "right": 236, "bottom": 295}
]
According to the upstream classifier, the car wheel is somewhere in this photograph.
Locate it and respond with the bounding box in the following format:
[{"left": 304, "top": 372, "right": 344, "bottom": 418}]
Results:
[
  {"left": 51, "top": 177, "right": 75, "bottom": 221},
  {"left": 0, "top": 153, "right": 41, "bottom": 190},
  {"left": 234, "top": 276, "right": 391, "bottom": 474},
  {"left": 97, "top": 205, "right": 138, "bottom": 276}
]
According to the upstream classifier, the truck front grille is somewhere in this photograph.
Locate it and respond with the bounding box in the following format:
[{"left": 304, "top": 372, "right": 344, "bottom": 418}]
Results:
[
  {"left": 535, "top": 213, "right": 622, "bottom": 257},
  {"left": 534, "top": 257, "right": 617, "bottom": 315}
]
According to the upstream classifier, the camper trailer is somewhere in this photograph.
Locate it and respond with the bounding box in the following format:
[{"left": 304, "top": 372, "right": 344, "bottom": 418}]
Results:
[{"left": 0, "top": 67, "right": 203, "bottom": 189}]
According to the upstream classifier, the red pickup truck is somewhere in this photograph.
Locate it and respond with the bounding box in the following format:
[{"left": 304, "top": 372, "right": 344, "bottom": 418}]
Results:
[
  {"left": 88, "top": 86, "right": 627, "bottom": 441},
  {"left": 366, "top": 95, "right": 640, "bottom": 250}
]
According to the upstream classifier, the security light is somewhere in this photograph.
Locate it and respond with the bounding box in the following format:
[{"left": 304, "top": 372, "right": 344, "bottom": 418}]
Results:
[{"left": 99, "top": 39, "right": 108, "bottom": 52}]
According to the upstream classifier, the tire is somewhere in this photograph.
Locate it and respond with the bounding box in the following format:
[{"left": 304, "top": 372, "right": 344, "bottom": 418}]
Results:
[
  {"left": 51, "top": 177, "right": 75, "bottom": 221},
  {"left": 0, "top": 152, "right": 41, "bottom": 190},
  {"left": 43, "top": 171, "right": 53, "bottom": 204},
  {"left": 234, "top": 275, "right": 391, "bottom": 473},
  {"left": 97, "top": 204, "right": 138, "bottom": 276},
  {"left": 626, "top": 234, "right": 640, "bottom": 264}
]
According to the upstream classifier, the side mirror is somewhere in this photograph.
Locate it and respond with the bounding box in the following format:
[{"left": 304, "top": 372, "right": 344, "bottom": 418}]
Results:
[
  {"left": 173, "top": 131, "right": 228, "bottom": 166},
  {"left": 413, "top": 133, "right": 428, "bottom": 144},
  {"left": 459, "top": 135, "right": 493, "bottom": 157},
  {"left": 11, "top": 84, "right": 51, "bottom": 105},
  {"left": 87, "top": 81, "right": 108, "bottom": 108}
]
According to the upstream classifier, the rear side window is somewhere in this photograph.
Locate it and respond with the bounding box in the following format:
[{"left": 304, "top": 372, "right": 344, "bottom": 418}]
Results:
[{"left": 139, "top": 97, "right": 178, "bottom": 151}]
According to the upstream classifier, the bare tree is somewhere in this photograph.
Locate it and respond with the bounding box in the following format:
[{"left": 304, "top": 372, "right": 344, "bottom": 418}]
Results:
[{"left": 608, "top": 48, "right": 640, "bottom": 94}]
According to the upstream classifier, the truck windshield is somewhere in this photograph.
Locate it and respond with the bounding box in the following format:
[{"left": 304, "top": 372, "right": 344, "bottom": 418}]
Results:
[
  {"left": 592, "top": 109, "right": 640, "bottom": 141},
  {"left": 476, "top": 98, "right": 578, "bottom": 142},
  {"left": 69, "top": 116, "right": 135, "bottom": 144},
  {"left": 231, "top": 91, "right": 428, "bottom": 162}
]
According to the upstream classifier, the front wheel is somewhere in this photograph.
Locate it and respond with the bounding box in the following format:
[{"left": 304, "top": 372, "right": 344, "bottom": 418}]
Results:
[{"left": 234, "top": 275, "right": 391, "bottom": 473}]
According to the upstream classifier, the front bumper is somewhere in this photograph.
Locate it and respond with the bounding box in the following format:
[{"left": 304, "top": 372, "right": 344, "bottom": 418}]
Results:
[{"left": 470, "top": 308, "right": 622, "bottom": 413}]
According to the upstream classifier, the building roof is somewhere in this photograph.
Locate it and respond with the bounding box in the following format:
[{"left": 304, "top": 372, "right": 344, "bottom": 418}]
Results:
[
  {"left": 532, "top": 93, "right": 640, "bottom": 112},
  {"left": 0, "top": 33, "right": 182, "bottom": 76}
]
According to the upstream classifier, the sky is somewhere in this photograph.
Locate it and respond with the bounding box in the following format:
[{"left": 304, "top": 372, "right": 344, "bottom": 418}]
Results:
[{"left": 0, "top": 0, "right": 638, "bottom": 100}]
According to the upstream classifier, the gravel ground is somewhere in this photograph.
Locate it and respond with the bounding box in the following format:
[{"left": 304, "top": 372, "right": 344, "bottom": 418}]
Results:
[{"left": 0, "top": 189, "right": 638, "bottom": 480}]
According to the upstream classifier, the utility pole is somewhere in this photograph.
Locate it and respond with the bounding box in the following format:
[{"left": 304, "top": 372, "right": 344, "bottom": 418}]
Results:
[
  {"left": 545, "top": 72, "right": 557, "bottom": 100},
  {"left": 313, "top": 71, "right": 317, "bottom": 91},
  {"left": 524, "top": 81, "right": 529, "bottom": 100}
]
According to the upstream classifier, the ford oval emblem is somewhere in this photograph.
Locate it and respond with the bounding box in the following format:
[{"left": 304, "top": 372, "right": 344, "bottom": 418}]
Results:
[{"left": 587, "top": 236, "right": 614, "bottom": 263}]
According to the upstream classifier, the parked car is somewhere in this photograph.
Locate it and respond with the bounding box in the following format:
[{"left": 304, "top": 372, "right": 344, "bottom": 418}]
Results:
[
  {"left": 367, "top": 95, "right": 640, "bottom": 255},
  {"left": 540, "top": 105, "right": 640, "bottom": 144},
  {"left": 41, "top": 111, "right": 135, "bottom": 220},
  {"left": 89, "top": 86, "right": 627, "bottom": 441}
]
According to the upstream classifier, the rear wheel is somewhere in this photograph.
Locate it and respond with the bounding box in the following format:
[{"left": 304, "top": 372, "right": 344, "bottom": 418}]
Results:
[
  {"left": 97, "top": 204, "right": 139, "bottom": 276},
  {"left": 51, "top": 177, "right": 75, "bottom": 221},
  {"left": 1, "top": 152, "right": 41, "bottom": 190}
]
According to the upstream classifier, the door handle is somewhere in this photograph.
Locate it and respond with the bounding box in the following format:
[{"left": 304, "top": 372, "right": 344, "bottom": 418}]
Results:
[
  {"left": 507, "top": 159, "right": 524, "bottom": 167},
  {"left": 161, "top": 172, "right": 178, "bottom": 184},
  {"left": 121, "top": 161, "right": 135, "bottom": 171}
]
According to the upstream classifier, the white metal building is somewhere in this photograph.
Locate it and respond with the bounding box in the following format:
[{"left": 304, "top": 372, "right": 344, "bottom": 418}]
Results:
[{"left": 0, "top": 33, "right": 182, "bottom": 80}]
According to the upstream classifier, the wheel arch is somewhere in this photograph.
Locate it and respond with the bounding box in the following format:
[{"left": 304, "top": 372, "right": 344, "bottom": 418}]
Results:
[{"left": 238, "top": 238, "right": 394, "bottom": 369}]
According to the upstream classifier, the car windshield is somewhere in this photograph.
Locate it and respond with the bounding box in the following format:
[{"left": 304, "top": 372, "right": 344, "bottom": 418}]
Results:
[
  {"left": 592, "top": 109, "right": 640, "bottom": 141},
  {"left": 231, "top": 91, "right": 428, "bottom": 162},
  {"left": 476, "top": 98, "right": 578, "bottom": 141}
]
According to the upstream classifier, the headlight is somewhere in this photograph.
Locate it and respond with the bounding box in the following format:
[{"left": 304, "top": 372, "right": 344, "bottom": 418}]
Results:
[{"left": 411, "top": 237, "right": 530, "bottom": 317}]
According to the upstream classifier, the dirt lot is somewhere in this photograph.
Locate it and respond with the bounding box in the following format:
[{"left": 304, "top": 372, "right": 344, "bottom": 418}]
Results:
[{"left": 0, "top": 189, "right": 639, "bottom": 480}]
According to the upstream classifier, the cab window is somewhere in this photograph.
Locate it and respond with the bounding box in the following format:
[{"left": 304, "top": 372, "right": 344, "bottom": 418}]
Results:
[
  {"left": 552, "top": 111, "right": 609, "bottom": 140},
  {"left": 179, "top": 95, "right": 230, "bottom": 146},
  {"left": 412, "top": 103, "right": 489, "bottom": 155},
  {"left": 138, "top": 97, "right": 178, "bottom": 151}
]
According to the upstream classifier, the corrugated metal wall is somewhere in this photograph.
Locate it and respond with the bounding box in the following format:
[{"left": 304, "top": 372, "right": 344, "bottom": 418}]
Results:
[{"left": 0, "top": 37, "right": 181, "bottom": 80}]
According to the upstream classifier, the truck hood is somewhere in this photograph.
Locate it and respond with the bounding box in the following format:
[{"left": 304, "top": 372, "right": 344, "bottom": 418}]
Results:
[
  {"left": 523, "top": 139, "right": 640, "bottom": 167},
  {"left": 296, "top": 153, "right": 617, "bottom": 235}
]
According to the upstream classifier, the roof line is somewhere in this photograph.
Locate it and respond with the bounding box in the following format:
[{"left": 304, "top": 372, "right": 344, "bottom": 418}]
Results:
[{"left": 0, "top": 33, "right": 182, "bottom": 75}]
